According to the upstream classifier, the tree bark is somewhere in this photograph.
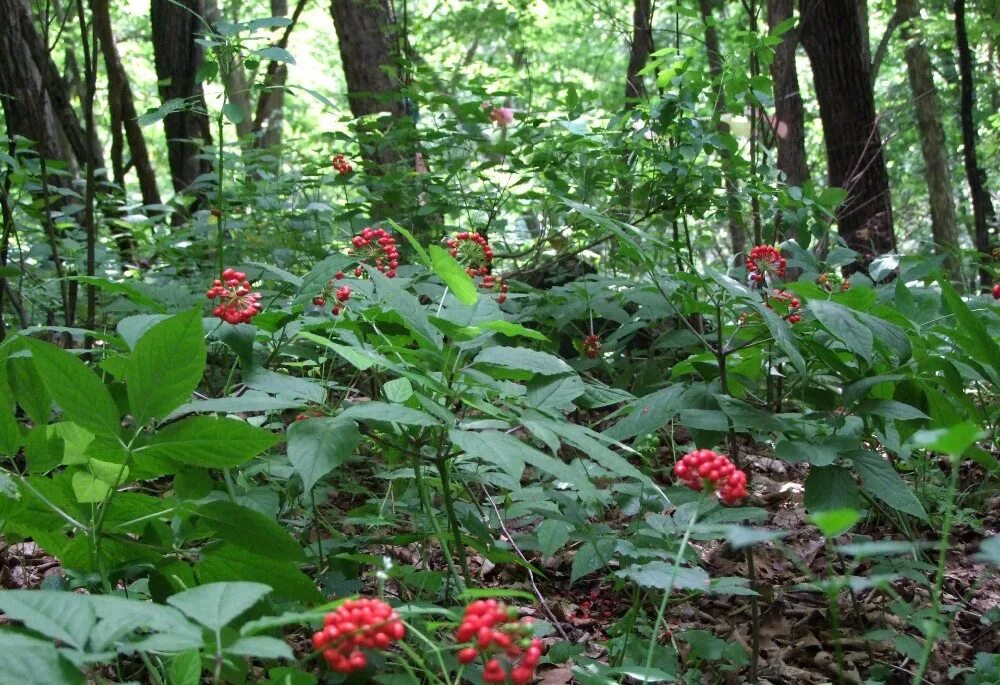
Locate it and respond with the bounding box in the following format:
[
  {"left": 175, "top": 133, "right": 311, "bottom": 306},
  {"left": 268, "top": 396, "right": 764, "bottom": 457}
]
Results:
[
  {"left": 897, "top": 0, "right": 960, "bottom": 280},
  {"left": 150, "top": 0, "right": 213, "bottom": 197},
  {"left": 699, "top": 0, "right": 747, "bottom": 256},
  {"left": 954, "top": 0, "right": 996, "bottom": 288},
  {"left": 800, "top": 0, "right": 896, "bottom": 273},
  {"left": 253, "top": 0, "right": 295, "bottom": 150},
  {"left": 767, "top": 0, "right": 809, "bottom": 189},
  {"left": 90, "top": 0, "right": 161, "bottom": 207},
  {"left": 624, "top": 0, "right": 653, "bottom": 106}
]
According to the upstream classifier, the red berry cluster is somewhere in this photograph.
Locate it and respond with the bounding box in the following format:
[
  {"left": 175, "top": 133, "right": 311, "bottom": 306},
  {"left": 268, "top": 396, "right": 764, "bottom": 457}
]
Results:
[
  {"left": 447, "top": 232, "right": 494, "bottom": 278},
  {"left": 350, "top": 227, "right": 400, "bottom": 278},
  {"left": 747, "top": 245, "right": 786, "bottom": 285},
  {"left": 991, "top": 283, "right": 1000, "bottom": 299},
  {"left": 312, "top": 598, "right": 406, "bottom": 674},
  {"left": 206, "top": 267, "right": 262, "bottom": 324},
  {"left": 769, "top": 289, "right": 802, "bottom": 324},
  {"left": 583, "top": 334, "right": 601, "bottom": 359},
  {"left": 480, "top": 274, "right": 509, "bottom": 304},
  {"left": 332, "top": 154, "right": 353, "bottom": 175},
  {"left": 455, "top": 600, "right": 542, "bottom": 684},
  {"left": 673, "top": 449, "right": 748, "bottom": 505},
  {"left": 817, "top": 272, "right": 851, "bottom": 292}
]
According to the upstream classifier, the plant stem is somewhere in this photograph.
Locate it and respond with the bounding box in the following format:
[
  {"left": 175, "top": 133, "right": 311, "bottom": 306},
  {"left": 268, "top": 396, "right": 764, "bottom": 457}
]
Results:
[
  {"left": 436, "top": 456, "right": 472, "bottom": 586},
  {"left": 912, "top": 454, "right": 961, "bottom": 683},
  {"left": 826, "top": 551, "right": 845, "bottom": 685},
  {"left": 746, "top": 548, "right": 760, "bottom": 683},
  {"left": 412, "top": 454, "right": 466, "bottom": 595},
  {"left": 642, "top": 496, "right": 702, "bottom": 675}
]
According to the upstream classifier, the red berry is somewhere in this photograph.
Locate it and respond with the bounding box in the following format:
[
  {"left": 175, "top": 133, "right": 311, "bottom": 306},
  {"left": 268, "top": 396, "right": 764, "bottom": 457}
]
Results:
[
  {"left": 993, "top": 283, "right": 1000, "bottom": 299},
  {"left": 458, "top": 647, "right": 478, "bottom": 664}
]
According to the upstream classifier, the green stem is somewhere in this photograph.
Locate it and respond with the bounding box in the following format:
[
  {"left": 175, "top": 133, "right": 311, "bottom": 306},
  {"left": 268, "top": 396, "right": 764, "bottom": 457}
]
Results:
[
  {"left": 642, "top": 495, "right": 702, "bottom": 676},
  {"left": 412, "top": 455, "right": 466, "bottom": 594},
  {"left": 436, "top": 456, "right": 472, "bottom": 586},
  {"left": 747, "top": 548, "right": 760, "bottom": 683},
  {"left": 912, "top": 454, "right": 961, "bottom": 683}
]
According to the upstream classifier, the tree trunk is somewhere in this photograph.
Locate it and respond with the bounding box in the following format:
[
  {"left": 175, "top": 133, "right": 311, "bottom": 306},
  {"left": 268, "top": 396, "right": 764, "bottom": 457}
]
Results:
[
  {"left": 767, "top": 0, "right": 809, "bottom": 189},
  {"left": 898, "top": 0, "right": 960, "bottom": 280},
  {"left": 90, "top": 0, "right": 161, "bottom": 207},
  {"left": 624, "top": 0, "right": 653, "bottom": 106},
  {"left": 253, "top": 0, "right": 293, "bottom": 150},
  {"left": 150, "top": 0, "right": 213, "bottom": 197},
  {"left": 800, "top": 0, "right": 896, "bottom": 273},
  {"left": 954, "top": 0, "right": 996, "bottom": 288},
  {"left": 699, "top": 0, "right": 747, "bottom": 256}
]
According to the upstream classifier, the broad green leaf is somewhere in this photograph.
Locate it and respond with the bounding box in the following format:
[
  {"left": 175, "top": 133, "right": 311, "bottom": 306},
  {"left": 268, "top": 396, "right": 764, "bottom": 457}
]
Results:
[
  {"left": 526, "top": 374, "right": 584, "bottom": 411},
  {"left": 851, "top": 451, "right": 928, "bottom": 520},
  {"left": 855, "top": 399, "right": 928, "bottom": 421},
  {"left": 294, "top": 254, "right": 355, "bottom": 305},
  {"left": 169, "top": 650, "right": 202, "bottom": 685},
  {"left": 26, "top": 339, "right": 120, "bottom": 437},
  {"left": 808, "top": 300, "right": 873, "bottom": 362},
  {"left": 617, "top": 561, "right": 710, "bottom": 592},
  {"left": 385, "top": 219, "right": 431, "bottom": 266},
  {"left": 804, "top": 465, "right": 859, "bottom": 512},
  {"left": 167, "top": 582, "right": 272, "bottom": 632},
  {"left": 255, "top": 45, "right": 296, "bottom": 64},
  {"left": 70, "top": 276, "right": 165, "bottom": 312},
  {"left": 297, "top": 332, "right": 384, "bottom": 370},
  {"left": 7, "top": 352, "right": 51, "bottom": 425},
  {"left": 382, "top": 377, "right": 414, "bottom": 403},
  {"left": 570, "top": 538, "right": 615, "bottom": 582},
  {"left": 137, "top": 416, "right": 281, "bottom": 468},
  {"left": 195, "top": 500, "right": 305, "bottom": 561},
  {"left": 117, "top": 314, "right": 170, "bottom": 350},
  {"left": 338, "top": 402, "right": 439, "bottom": 426},
  {"left": 0, "top": 590, "right": 96, "bottom": 649},
  {"left": 472, "top": 346, "right": 573, "bottom": 376},
  {"left": 479, "top": 320, "right": 548, "bottom": 341},
  {"left": 128, "top": 308, "right": 207, "bottom": 424},
  {"left": 227, "top": 636, "right": 294, "bottom": 660},
  {"left": 429, "top": 245, "right": 478, "bottom": 305},
  {"left": 287, "top": 417, "right": 362, "bottom": 491},
  {"left": 912, "top": 422, "right": 984, "bottom": 456},
  {"left": 809, "top": 508, "right": 860, "bottom": 538},
  {"left": 604, "top": 386, "right": 684, "bottom": 442},
  {"left": 0, "top": 633, "right": 85, "bottom": 685},
  {"left": 938, "top": 280, "right": 1000, "bottom": 377},
  {"left": 195, "top": 545, "right": 322, "bottom": 603},
  {"left": 244, "top": 368, "right": 327, "bottom": 404},
  {"left": 71, "top": 459, "right": 129, "bottom": 503},
  {"left": 535, "top": 519, "right": 572, "bottom": 557}
]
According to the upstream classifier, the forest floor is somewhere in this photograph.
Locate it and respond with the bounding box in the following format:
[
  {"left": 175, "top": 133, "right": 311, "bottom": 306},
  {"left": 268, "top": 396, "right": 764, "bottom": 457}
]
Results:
[{"left": 2, "top": 452, "right": 997, "bottom": 684}]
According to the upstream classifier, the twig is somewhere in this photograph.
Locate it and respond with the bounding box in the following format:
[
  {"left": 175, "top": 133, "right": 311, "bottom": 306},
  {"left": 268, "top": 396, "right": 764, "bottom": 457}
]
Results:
[{"left": 480, "top": 484, "right": 570, "bottom": 641}]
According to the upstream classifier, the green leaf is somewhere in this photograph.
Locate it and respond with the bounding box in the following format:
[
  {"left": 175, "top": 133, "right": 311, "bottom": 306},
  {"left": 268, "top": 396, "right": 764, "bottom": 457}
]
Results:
[
  {"left": 617, "top": 561, "right": 710, "bottom": 592},
  {"left": 0, "top": 590, "right": 96, "bottom": 649},
  {"left": 526, "top": 374, "right": 584, "bottom": 411},
  {"left": 809, "top": 508, "right": 860, "bottom": 538},
  {"left": 7, "top": 352, "right": 51, "bottom": 425},
  {"left": 479, "top": 320, "right": 548, "bottom": 341},
  {"left": 228, "top": 636, "right": 294, "bottom": 660},
  {"left": 851, "top": 451, "right": 928, "bottom": 520},
  {"left": 804, "top": 465, "right": 860, "bottom": 512},
  {"left": 338, "top": 402, "right": 439, "bottom": 426},
  {"left": 429, "top": 245, "right": 478, "bottom": 305},
  {"left": 287, "top": 417, "right": 361, "bottom": 491},
  {"left": 222, "top": 101, "right": 245, "bottom": 125},
  {"left": 244, "top": 368, "right": 327, "bottom": 404},
  {"left": 167, "top": 582, "right": 272, "bottom": 632},
  {"left": 570, "top": 538, "right": 615, "bottom": 582},
  {"left": 26, "top": 339, "right": 120, "bottom": 438},
  {"left": 69, "top": 276, "right": 165, "bottom": 311},
  {"left": 255, "top": 46, "right": 296, "bottom": 64},
  {"left": 169, "top": 650, "right": 202, "bottom": 685},
  {"left": 127, "top": 308, "right": 207, "bottom": 424},
  {"left": 535, "top": 519, "right": 572, "bottom": 557},
  {"left": 195, "top": 500, "right": 304, "bottom": 561},
  {"left": 138, "top": 416, "right": 281, "bottom": 468},
  {"left": 196, "top": 545, "right": 322, "bottom": 603},
  {"left": 297, "top": 332, "right": 384, "bottom": 370},
  {"left": 974, "top": 536, "right": 1000, "bottom": 565},
  {"left": 385, "top": 219, "right": 431, "bottom": 266},
  {"left": 603, "top": 386, "right": 684, "bottom": 442},
  {"left": 911, "top": 422, "right": 984, "bottom": 456},
  {"left": 854, "top": 399, "right": 928, "bottom": 421},
  {"left": 382, "top": 377, "right": 414, "bottom": 403},
  {"left": 808, "top": 300, "right": 873, "bottom": 362},
  {"left": 472, "top": 346, "right": 573, "bottom": 376},
  {"left": 0, "top": 633, "right": 85, "bottom": 685},
  {"left": 294, "top": 254, "right": 355, "bottom": 305}
]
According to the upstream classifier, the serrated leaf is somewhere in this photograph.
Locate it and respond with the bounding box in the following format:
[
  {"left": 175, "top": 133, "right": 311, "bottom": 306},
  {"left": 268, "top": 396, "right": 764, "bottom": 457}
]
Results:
[
  {"left": 472, "top": 346, "right": 573, "bottom": 376},
  {"left": 809, "top": 300, "right": 873, "bottom": 362},
  {"left": 137, "top": 416, "right": 280, "bottom": 468},
  {"left": 287, "top": 417, "right": 361, "bottom": 491},
  {"left": 26, "top": 339, "right": 120, "bottom": 438},
  {"left": 127, "top": 308, "right": 207, "bottom": 424},
  {"left": 0, "top": 591, "right": 96, "bottom": 649},
  {"left": 382, "top": 377, "right": 413, "bottom": 403},
  {"left": 167, "top": 582, "right": 272, "bottom": 632},
  {"left": 0, "top": 633, "right": 85, "bottom": 685}
]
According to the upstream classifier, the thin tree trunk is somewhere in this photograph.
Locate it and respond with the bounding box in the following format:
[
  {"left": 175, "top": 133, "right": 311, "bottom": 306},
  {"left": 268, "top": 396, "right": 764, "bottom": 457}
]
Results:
[
  {"left": 253, "top": 0, "right": 297, "bottom": 150},
  {"left": 699, "top": 0, "right": 747, "bottom": 256},
  {"left": 897, "top": 0, "right": 960, "bottom": 280},
  {"left": 954, "top": 0, "right": 996, "bottom": 288},
  {"left": 624, "top": 0, "right": 653, "bottom": 106},
  {"left": 800, "top": 0, "right": 896, "bottom": 273},
  {"left": 91, "top": 0, "right": 161, "bottom": 207},
  {"left": 151, "top": 0, "right": 213, "bottom": 198},
  {"left": 73, "top": 0, "right": 97, "bottom": 329},
  {"left": 203, "top": 0, "right": 254, "bottom": 141}
]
